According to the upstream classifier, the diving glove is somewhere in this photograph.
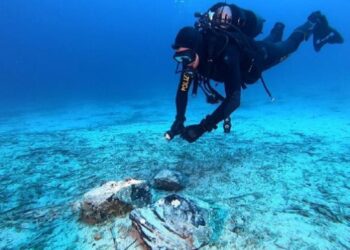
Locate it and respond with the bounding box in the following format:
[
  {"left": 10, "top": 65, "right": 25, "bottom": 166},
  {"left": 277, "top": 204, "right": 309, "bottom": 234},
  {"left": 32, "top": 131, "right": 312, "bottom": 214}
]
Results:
[
  {"left": 181, "top": 116, "right": 217, "bottom": 143},
  {"left": 181, "top": 123, "right": 206, "bottom": 143},
  {"left": 165, "top": 117, "right": 185, "bottom": 141}
]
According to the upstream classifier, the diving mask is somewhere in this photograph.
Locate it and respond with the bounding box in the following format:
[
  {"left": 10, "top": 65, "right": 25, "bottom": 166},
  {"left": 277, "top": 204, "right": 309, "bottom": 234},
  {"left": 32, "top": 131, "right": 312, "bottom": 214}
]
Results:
[{"left": 173, "top": 50, "right": 196, "bottom": 65}]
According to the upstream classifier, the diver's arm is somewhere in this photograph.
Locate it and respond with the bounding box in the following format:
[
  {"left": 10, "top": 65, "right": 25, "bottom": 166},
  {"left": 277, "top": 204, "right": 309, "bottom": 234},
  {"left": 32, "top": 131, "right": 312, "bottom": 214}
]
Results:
[
  {"left": 181, "top": 46, "right": 241, "bottom": 144},
  {"left": 202, "top": 49, "right": 241, "bottom": 130},
  {"left": 180, "top": 67, "right": 240, "bottom": 143},
  {"left": 175, "top": 72, "right": 192, "bottom": 121},
  {"left": 165, "top": 72, "right": 193, "bottom": 140}
]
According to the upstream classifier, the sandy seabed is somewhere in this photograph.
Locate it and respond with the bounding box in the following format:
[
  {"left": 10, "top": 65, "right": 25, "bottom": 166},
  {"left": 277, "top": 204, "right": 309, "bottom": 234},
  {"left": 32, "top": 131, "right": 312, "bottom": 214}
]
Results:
[{"left": 0, "top": 91, "right": 349, "bottom": 249}]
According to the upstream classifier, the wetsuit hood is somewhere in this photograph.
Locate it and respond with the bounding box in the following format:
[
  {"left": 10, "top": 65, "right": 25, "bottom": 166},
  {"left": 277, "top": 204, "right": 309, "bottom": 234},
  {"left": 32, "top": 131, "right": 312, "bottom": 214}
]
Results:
[{"left": 172, "top": 27, "right": 204, "bottom": 55}]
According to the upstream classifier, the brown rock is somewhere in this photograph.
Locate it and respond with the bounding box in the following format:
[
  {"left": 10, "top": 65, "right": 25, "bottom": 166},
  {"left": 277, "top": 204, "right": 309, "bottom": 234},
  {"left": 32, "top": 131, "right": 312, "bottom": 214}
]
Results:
[{"left": 79, "top": 179, "right": 151, "bottom": 224}]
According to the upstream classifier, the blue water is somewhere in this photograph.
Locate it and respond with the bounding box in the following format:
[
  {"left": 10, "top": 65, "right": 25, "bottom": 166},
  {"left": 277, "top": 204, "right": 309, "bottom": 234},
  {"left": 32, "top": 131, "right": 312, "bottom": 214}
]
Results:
[{"left": 0, "top": 0, "right": 349, "bottom": 249}]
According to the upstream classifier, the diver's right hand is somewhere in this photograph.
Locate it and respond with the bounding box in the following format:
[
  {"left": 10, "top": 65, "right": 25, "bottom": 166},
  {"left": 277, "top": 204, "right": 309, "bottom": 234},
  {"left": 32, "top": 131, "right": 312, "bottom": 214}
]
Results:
[{"left": 164, "top": 119, "right": 185, "bottom": 141}]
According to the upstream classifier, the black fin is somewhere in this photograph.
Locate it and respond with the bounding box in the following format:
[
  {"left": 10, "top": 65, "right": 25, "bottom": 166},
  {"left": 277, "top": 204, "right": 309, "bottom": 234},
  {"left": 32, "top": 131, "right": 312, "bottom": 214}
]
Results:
[
  {"left": 313, "top": 26, "right": 344, "bottom": 52},
  {"left": 263, "top": 22, "right": 285, "bottom": 43},
  {"left": 309, "top": 12, "right": 344, "bottom": 52}
]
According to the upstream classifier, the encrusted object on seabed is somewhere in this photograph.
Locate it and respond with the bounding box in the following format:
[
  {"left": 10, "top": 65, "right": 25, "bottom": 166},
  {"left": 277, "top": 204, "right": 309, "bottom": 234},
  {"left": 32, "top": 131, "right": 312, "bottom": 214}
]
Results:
[
  {"left": 79, "top": 179, "right": 152, "bottom": 224},
  {"left": 130, "top": 194, "right": 228, "bottom": 250}
]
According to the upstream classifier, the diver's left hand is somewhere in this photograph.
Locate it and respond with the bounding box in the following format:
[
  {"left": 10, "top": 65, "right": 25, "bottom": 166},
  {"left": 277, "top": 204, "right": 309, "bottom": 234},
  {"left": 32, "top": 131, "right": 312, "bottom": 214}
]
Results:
[{"left": 181, "top": 124, "right": 206, "bottom": 143}]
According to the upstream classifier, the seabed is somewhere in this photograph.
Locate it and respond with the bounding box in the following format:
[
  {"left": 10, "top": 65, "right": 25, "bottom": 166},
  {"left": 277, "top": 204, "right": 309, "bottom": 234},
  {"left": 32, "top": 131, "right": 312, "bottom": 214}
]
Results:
[{"left": 0, "top": 92, "right": 349, "bottom": 249}]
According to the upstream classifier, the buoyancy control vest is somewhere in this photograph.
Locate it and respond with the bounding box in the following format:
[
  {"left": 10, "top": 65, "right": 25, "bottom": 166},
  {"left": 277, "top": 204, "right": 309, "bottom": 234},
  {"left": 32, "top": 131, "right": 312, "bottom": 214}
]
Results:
[
  {"left": 194, "top": 3, "right": 265, "bottom": 84},
  {"left": 193, "top": 3, "right": 274, "bottom": 101}
]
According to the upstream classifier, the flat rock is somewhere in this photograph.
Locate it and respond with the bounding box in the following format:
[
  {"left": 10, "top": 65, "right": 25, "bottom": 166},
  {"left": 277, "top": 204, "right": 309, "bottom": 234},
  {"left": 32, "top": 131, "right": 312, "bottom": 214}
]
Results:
[
  {"left": 80, "top": 179, "right": 151, "bottom": 224},
  {"left": 130, "top": 194, "right": 227, "bottom": 249},
  {"left": 153, "top": 169, "right": 185, "bottom": 191}
]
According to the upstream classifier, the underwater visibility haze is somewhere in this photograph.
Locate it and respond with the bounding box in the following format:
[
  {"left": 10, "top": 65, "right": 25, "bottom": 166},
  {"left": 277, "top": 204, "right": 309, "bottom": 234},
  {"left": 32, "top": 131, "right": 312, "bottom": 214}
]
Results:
[{"left": 0, "top": 0, "right": 350, "bottom": 249}]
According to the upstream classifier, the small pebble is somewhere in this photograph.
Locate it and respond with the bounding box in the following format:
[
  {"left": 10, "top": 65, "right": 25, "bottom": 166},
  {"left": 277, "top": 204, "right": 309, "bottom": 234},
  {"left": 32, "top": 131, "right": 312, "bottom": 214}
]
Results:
[
  {"left": 232, "top": 226, "right": 244, "bottom": 234},
  {"left": 94, "top": 233, "right": 102, "bottom": 241}
]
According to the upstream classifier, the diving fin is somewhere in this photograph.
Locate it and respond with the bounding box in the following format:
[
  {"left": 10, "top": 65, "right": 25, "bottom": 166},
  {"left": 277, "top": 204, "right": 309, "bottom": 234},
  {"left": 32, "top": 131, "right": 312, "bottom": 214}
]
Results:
[
  {"left": 271, "top": 22, "right": 285, "bottom": 43},
  {"left": 263, "top": 22, "right": 285, "bottom": 43},
  {"left": 308, "top": 11, "right": 344, "bottom": 52}
]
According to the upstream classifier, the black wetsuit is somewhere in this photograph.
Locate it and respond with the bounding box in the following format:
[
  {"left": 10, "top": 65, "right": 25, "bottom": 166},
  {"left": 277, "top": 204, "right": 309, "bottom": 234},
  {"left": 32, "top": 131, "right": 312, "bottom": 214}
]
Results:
[
  {"left": 175, "top": 29, "right": 306, "bottom": 130},
  {"left": 258, "top": 31, "right": 306, "bottom": 70}
]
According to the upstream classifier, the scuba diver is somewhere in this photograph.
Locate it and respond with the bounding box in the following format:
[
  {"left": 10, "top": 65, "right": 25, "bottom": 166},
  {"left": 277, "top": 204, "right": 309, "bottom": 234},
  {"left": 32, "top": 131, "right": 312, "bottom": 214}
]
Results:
[{"left": 165, "top": 3, "right": 344, "bottom": 143}]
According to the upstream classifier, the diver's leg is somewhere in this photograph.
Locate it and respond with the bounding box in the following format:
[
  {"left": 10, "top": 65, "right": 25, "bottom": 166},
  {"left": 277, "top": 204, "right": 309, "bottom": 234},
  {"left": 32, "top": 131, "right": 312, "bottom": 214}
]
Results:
[
  {"left": 258, "top": 24, "right": 311, "bottom": 70},
  {"left": 259, "top": 12, "right": 343, "bottom": 70},
  {"left": 262, "top": 22, "right": 285, "bottom": 43},
  {"left": 258, "top": 14, "right": 327, "bottom": 70}
]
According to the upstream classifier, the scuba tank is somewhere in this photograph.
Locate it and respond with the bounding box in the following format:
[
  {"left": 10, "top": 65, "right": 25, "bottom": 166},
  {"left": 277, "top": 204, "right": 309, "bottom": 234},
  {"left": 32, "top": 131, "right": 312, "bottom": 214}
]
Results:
[
  {"left": 231, "top": 5, "right": 265, "bottom": 38},
  {"left": 208, "top": 3, "right": 265, "bottom": 38}
]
